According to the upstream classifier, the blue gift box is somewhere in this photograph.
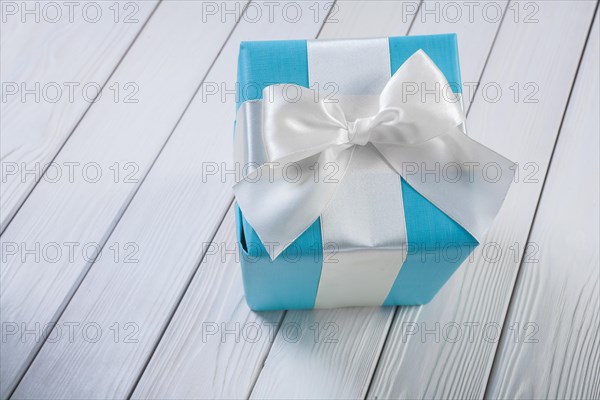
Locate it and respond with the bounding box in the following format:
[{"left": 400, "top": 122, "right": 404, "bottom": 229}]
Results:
[{"left": 235, "top": 34, "right": 479, "bottom": 311}]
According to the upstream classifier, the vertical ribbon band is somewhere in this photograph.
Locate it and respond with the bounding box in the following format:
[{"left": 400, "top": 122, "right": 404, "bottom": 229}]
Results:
[{"left": 307, "top": 38, "right": 408, "bottom": 308}]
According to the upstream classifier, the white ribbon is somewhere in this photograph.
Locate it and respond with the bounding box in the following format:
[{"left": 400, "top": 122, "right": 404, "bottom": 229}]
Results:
[{"left": 234, "top": 50, "right": 514, "bottom": 260}]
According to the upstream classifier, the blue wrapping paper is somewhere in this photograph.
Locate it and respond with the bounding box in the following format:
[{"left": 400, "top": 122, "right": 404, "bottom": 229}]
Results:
[{"left": 235, "top": 34, "right": 478, "bottom": 311}]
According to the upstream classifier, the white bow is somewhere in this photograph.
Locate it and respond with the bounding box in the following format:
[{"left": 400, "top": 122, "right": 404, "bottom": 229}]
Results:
[{"left": 234, "top": 50, "right": 514, "bottom": 260}]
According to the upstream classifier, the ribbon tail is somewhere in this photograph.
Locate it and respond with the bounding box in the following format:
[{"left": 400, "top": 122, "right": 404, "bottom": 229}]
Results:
[
  {"left": 374, "top": 126, "right": 515, "bottom": 242},
  {"left": 234, "top": 146, "right": 354, "bottom": 260}
]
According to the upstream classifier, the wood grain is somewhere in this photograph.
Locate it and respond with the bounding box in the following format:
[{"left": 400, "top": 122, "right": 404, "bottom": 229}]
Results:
[
  {"left": 250, "top": 2, "right": 508, "bottom": 398},
  {"left": 251, "top": 306, "right": 396, "bottom": 399},
  {"left": 2, "top": 1, "right": 597, "bottom": 398},
  {"left": 318, "top": 0, "right": 420, "bottom": 38},
  {"left": 0, "top": 1, "right": 245, "bottom": 397},
  {"left": 410, "top": 0, "right": 509, "bottom": 109},
  {"left": 486, "top": 11, "right": 599, "bottom": 399},
  {"left": 368, "top": 2, "right": 598, "bottom": 399},
  {"left": 131, "top": 207, "right": 283, "bottom": 400},
  {"left": 12, "top": 2, "right": 331, "bottom": 398},
  {"left": 0, "top": 1, "right": 158, "bottom": 232}
]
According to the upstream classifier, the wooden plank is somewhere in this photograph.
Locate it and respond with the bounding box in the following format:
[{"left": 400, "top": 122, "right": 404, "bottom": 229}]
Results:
[
  {"left": 409, "top": 0, "right": 509, "bottom": 108},
  {"left": 132, "top": 207, "right": 284, "bottom": 400},
  {"left": 252, "top": 307, "right": 396, "bottom": 399},
  {"left": 368, "top": 2, "right": 598, "bottom": 399},
  {"left": 318, "top": 0, "right": 421, "bottom": 38},
  {"left": 12, "top": 2, "right": 332, "bottom": 398},
  {"left": 486, "top": 11, "right": 599, "bottom": 400},
  {"left": 0, "top": 0, "right": 157, "bottom": 232},
  {"left": 250, "top": 2, "right": 508, "bottom": 399},
  {"left": 0, "top": 1, "right": 245, "bottom": 397}
]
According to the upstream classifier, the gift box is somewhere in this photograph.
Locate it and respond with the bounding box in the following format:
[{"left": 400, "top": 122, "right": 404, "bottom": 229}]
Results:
[{"left": 233, "top": 34, "right": 513, "bottom": 311}]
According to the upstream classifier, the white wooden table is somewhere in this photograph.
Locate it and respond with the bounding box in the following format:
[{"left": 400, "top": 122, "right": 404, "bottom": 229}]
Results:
[{"left": 1, "top": 1, "right": 598, "bottom": 399}]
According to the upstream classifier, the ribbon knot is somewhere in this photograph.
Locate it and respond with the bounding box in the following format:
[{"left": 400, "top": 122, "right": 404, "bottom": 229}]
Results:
[
  {"left": 233, "top": 50, "right": 515, "bottom": 260},
  {"left": 347, "top": 118, "right": 372, "bottom": 146}
]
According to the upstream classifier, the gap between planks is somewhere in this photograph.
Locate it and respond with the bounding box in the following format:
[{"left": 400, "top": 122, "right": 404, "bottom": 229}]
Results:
[
  {"left": 10, "top": 2, "right": 333, "bottom": 399},
  {"left": 1, "top": 1, "right": 249, "bottom": 397},
  {"left": 485, "top": 5, "right": 600, "bottom": 399},
  {"left": 367, "top": 2, "right": 598, "bottom": 399},
  {"left": 0, "top": 1, "right": 159, "bottom": 234}
]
